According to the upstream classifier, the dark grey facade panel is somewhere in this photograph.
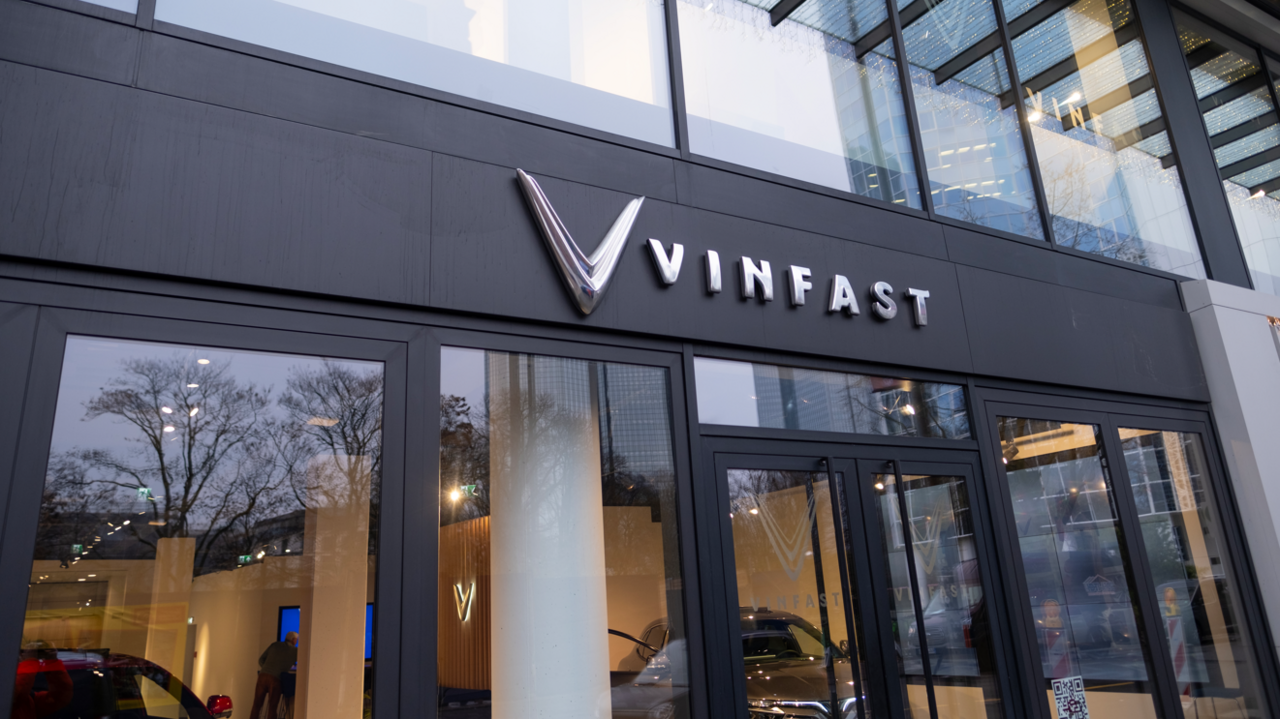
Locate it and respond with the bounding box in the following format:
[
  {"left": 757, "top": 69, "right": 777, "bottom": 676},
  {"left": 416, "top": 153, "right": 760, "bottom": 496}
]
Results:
[
  {"left": 0, "top": 60, "right": 433, "bottom": 306},
  {"left": 958, "top": 265, "right": 1207, "bottom": 400},
  {"left": 941, "top": 224, "right": 1185, "bottom": 310}
]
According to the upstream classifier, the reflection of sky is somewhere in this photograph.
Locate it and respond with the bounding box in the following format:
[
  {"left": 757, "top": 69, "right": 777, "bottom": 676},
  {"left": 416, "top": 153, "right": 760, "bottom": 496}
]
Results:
[
  {"left": 50, "top": 336, "right": 378, "bottom": 454},
  {"left": 440, "top": 347, "right": 487, "bottom": 415}
]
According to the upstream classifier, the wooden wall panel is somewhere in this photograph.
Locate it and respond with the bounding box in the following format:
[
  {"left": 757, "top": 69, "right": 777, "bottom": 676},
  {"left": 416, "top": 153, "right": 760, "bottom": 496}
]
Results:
[{"left": 437, "top": 516, "right": 490, "bottom": 691}]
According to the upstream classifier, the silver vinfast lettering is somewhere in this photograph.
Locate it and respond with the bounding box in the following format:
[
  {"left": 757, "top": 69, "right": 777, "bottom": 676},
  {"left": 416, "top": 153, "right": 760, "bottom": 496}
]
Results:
[{"left": 516, "top": 169, "right": 643, "bottom": 315}]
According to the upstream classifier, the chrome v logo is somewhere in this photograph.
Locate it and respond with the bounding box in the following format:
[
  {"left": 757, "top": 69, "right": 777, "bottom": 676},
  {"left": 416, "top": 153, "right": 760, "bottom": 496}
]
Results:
[{"left": 516, "top": 169, "right": 645, "bottom": 315}]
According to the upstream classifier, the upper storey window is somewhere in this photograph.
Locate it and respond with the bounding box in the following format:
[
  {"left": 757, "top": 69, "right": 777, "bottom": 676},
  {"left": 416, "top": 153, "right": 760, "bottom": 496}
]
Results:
[
  {"left": 1003, "top": 0, "right": 1203, "bottom": 277},
  {"left": 677, "top": 0, "right": 924, "bottom": 207},
  {"left": 1175, "top": 13, "right": 1280, "bottom": 294},
  {"left": 154, "top": 0, "right": 674, "bottom": 147}
]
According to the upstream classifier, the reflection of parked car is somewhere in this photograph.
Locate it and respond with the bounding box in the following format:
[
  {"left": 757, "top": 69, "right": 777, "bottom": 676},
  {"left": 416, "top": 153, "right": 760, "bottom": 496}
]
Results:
[
  {"left": 611, "top": 609, "right": 860, "bottom": 719},
  {"left": 17, "top": 649, "right": 232, "bottom": 719}
]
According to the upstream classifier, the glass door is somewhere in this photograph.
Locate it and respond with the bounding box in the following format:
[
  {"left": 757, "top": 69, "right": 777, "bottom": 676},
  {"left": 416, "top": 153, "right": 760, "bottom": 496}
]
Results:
[{"left": 709, "top": 446, "right": 1008, "bottom": 719}]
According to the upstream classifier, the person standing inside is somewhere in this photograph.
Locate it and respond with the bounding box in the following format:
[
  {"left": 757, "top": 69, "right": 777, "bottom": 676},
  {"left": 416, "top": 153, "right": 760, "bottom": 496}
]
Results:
[{"left": 250, "top": 632, "right": 298, "bottom": 719}]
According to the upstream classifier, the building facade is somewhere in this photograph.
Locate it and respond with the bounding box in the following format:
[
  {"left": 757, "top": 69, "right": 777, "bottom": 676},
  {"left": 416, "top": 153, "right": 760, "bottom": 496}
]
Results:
[{"left": 2, "top": 0, "right": 1280, "bottom": 716}]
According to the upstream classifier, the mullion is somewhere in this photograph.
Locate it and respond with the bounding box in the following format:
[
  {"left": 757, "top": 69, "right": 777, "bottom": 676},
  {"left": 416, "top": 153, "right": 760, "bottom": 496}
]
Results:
[
  {"left": 1097, "top": 417, "right": 1188, "bottom": 719},
  {"left": 885, "top": 0, "right": 937, "bottom": 216},
  {"left": 991, "top": 0, "right": 1056, "bottom": 244},
  {"left": 891, "top": 459, "right": 941, "bottom": 719}
]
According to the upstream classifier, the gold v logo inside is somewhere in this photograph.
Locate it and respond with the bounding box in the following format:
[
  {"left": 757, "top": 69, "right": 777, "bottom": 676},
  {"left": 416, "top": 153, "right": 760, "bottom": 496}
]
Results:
[{"left": 454, "top": 581, "right": 475, "bottom": 622}]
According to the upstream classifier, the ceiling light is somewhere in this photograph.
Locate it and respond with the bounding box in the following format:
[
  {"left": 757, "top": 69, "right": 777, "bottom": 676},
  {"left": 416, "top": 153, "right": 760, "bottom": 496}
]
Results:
[
  {"left": 161, "top": 407, "right": 173, "bottom": 414},
  {"left": 1066, "top": 91, "right": 1082, "bottom": 103},
  {"left": 256, "top": 550, "right": 266, "bottom": 559},
  {"left": 1252, "top": 189, "right": 1266, "bottom": 199},
  {"left": 78, "top": 578, "right": 85, "bottom": 582},
  {"left": 163, "top": 426, "right": 175, "bottom": 433},
  {"left": 307, "top": 417, "right": 339, "bottom": 427},
  {"left": 1027, "top": 110, "right": 1043, "bottom": 122},
  {"left": 874, "top": 482, "right": 885, "bottom": 491},
  {"left": 187, "top": 383, "right": 199, "bottom": 388},
  {"left": 748, "top": 508, "right": 759, "bottom": 515},
  {"left": 449, "top": 489, "right": 461, "bottom": 502},
  {"left": 87, "top": 574, "right": 96, "bottom": 577},
  {"left": 189, "top": 407, "right": 199, "bottom": 417},
  {"left": 902, "top": 404, "right": 916, "bottom": 415},
  {"left": 197, "top": 359, "right": 210, "bottom": 365},
  {"left": 122, "top": 520, "right": 130, "bottom": 526}
]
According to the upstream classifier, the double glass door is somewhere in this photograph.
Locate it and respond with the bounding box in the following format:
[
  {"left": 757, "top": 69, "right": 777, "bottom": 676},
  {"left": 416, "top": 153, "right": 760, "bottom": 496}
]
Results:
[{"left": 711, "top": 445, "right": 1006, "bottom": 719}]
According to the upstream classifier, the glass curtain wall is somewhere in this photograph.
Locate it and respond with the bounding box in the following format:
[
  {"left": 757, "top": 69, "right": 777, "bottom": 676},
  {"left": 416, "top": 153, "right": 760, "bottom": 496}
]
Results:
[
  {"left": 1173, "top": 12, "right": 1280, "bottom": 294},
  {"left": 896, "top": 0, "right": 1045, "bottom": 235},
  {"left": 16, "top": 337, "right": 383, "bottom": 719},
  {"left": 1121, "top": 429, "right": 1268, "bottom": 718},
  {"left": 437, "top": 348, "right": 688, "bottom": 719},
  {"left": 1005, "top": 0, "right": 1203, "bottom": 276},
  {"left": 677, "top": 0, "right": 922, "bottom": 205},
  {"left": 154, "top": 0, "right": 674, "bottom": 146}
]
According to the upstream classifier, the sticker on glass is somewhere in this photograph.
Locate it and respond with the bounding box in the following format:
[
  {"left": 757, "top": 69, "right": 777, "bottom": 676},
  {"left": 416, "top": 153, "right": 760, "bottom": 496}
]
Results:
[{"left": 1052, "top": 675, "right": 1089, "bottom": 719}]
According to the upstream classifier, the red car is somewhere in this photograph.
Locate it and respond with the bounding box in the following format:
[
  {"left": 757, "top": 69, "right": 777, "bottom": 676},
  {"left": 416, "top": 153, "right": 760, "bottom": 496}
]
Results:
[{"left": 14, "top": 649, "right": 232, "bottom": 719}]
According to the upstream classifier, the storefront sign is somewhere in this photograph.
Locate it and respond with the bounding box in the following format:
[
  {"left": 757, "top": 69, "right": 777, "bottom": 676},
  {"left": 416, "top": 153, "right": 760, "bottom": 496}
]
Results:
[{"left": 517, "top": 170, "right": 931, "bottom": 325}]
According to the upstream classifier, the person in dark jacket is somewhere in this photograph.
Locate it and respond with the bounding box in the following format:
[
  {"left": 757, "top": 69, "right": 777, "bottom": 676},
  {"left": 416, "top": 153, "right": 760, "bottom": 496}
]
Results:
[{"left": 250, "top": 632, "right": 298, "bottom": 719}]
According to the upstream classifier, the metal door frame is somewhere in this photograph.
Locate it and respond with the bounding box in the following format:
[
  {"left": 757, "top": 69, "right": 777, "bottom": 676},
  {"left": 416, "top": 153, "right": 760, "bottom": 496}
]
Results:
[{"left": 699, "top": 437, "right": 1014, "bottom": 719}]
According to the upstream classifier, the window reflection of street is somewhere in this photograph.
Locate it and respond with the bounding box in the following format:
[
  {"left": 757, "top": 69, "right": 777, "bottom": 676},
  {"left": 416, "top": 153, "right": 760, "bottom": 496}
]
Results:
[
  {"left": 19, "top": 336, "right": 383, "bottom": 719},
  {"left": 875, "top": 473, "right": 1002, "bottom": 719},
  {"left": 998, "top": 418, "right": 1158, "bottom": 719}
]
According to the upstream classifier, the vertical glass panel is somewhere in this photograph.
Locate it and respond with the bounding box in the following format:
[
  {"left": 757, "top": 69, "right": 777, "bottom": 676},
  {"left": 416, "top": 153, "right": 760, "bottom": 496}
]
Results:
[
  {"left": 678, "top": 0, "right": 922, "bottom": 206},
  {"left": 1121, "top": 429, "right": 1269, "bottom": 718},
  {"left": 726, "top": 469, "right": 863, "bottom": 719},
  {"left": 154, "top": 0, "right": 673, "bottom": 146},
  {"left": 437, "top": 348, "right": 688, "bottom": 718},
  {"left": 1175, "top": 13, "right": 1280, "bottom": 294},
  {"left": 693, "top": 357, "right": 970, "bottom": 438},
  {"left": 1008, "top": 0, "right": 1204, "bottom": 277},
  {"left": 997, "top": 418, "right": 1159, "bottom": 719},
  {"left": 899, "top": 0, "right": 1045, "bottom": 236},
  {"left": 18, "top": 337, "right": 382, "bottom": 719},
  {"left": 874, "top": 473, "right": 1003, "bottom": 719}
]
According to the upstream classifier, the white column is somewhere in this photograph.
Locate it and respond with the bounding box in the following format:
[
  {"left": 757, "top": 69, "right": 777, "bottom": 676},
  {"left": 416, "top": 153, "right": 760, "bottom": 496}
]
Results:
[
  {"left": 296, "top": 453, "right": 371, "bottom": 719},
  {"left": 1184, "top": 279, "right": 1280, "bottom": 655},
  {"left": 145, "top": 537, "right": 196, "bottom": 681},
  {"left": 488, "top": 354, "right": 611, "bottom": 719}
]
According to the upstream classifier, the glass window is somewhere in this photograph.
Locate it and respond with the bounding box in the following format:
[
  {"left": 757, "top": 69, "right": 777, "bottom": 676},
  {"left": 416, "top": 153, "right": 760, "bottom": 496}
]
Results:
[
  {"left": 1121, "top": 428, "right": 1269, "bottom": 718},
  {"left": 677, "top": 0, "right": 922, "bottom": 206},
  {"left": 153, "top": 0, "right": 673, "bottom": 146},
  {"left": 899, "top": 0, "right": 1045, "bottom": 236},
  {"left": 1005, "top": 0, "right": 1203, "bottom": 277},
  {"left": 996, "top": 418, "right": 1160, "bottom": 719},
  {"left": 726, "top": 469, "right": 862, "bottom": 719},
  {"left": 83, "top": 0, "right": 137, "bottom": 13},
  {"left": 873, "top": 472, "right": 1003, "bottom": 719},
  {"left": 1174, "top": 14, "right": 1280, "bottom": 294},
  {"left": 17, "top": 337, "right": 382, "bottom": 719},
  {"left": 694, "top": 357, "right": 970, "bottom": 438},
  {"left": 437, "top": 348, "right": 688, "bottom": 718}
]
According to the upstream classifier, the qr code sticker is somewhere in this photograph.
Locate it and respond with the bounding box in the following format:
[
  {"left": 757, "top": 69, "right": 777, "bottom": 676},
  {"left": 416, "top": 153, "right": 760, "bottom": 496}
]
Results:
[{"left": 1052, "top": 676, "right": 1089, "bottom": 719}]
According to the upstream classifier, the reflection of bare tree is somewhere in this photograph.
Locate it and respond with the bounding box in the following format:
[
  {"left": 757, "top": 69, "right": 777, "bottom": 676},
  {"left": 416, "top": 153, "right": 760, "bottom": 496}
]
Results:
[
  {"left": 38, "top": 355, "right": 384, "bottom": 574},
  {"left": 277, "top": 363, "right": 384, "bottom": 516},
  {"left": 45, "top": 356, "right": 287, "bottom": 572},
  {"left": 1042, "top": 145, "right": 1150, "bottom": 267}
]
